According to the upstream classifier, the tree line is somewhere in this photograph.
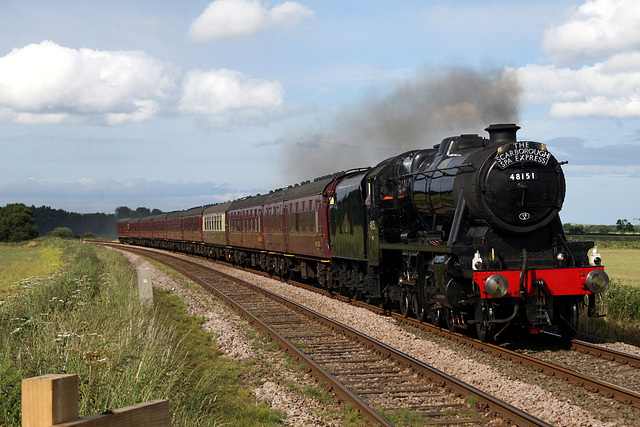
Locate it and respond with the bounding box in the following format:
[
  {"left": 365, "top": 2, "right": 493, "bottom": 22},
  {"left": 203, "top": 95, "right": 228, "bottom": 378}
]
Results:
[
  {"left": 563, "top": 219, "right": 638, "bottom": 235},
  {"left": 0, "top": 203, "right": 162, "bottom": 242},
  {"left": 1, "top": 202, "right": 638, "bottom": 243}
]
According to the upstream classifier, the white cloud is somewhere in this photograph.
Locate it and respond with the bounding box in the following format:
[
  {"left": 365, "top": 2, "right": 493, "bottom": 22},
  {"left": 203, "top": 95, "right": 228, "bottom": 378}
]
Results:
[
  {"left": 517, "top": 51, "right": 640, "bottom": 118},
  {"left": 517, "top": 0, "right": 640, "bottom": 119},
  {"left": 0, "top": 40, "right": 292, "bottom": 128},
  {"left": 543, "top": 0, "right": 640, "bottom": 65},
  {"left": 178, "top": 69, "right": 284, "bottom": 127},
  {"left": 188, "top": 0, "right": 314, "bottom": 42},
  {"left": 0, "top": 40, "right": 176, "bottom": 124}
]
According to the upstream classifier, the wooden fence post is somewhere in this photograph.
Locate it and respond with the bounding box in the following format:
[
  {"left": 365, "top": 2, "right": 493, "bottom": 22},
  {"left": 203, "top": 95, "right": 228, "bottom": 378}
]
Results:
[
  {"left": 22, "top": 374, "right": 79, "bottom": 427},
  {"left": 22, "top": 374, "right": 170, "bottom": 427}
]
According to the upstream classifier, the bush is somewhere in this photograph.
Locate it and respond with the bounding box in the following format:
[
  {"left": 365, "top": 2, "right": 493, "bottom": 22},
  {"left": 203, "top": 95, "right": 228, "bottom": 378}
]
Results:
[
  {"left": 596, "top": 281, "right": 640, "bottom": 322},
  {"left": 48, "top": 227, "right": 74, "bottom": 238},
  {"left": 580, "top": 281, "right": 640, "bottom": 346},
  {"left": 0, "top": 203, "right": 38, "bottom": 242}
]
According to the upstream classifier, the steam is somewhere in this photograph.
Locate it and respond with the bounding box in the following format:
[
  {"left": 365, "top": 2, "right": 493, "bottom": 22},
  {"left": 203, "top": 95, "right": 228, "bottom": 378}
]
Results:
[{"left": 281, "top": 66, "right": 521, "bottom": 182}]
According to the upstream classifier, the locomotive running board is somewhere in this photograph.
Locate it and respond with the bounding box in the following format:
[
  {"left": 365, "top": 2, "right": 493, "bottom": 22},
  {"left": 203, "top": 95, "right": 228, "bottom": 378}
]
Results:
[{"left": 379, "top": 243, "right": 453, "bottom": 253}]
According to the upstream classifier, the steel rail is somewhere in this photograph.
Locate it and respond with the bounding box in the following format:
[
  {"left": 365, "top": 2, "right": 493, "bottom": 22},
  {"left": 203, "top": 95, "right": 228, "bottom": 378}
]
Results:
[{"left": 570, "top": 338, "right": 640, "bottom": 369}]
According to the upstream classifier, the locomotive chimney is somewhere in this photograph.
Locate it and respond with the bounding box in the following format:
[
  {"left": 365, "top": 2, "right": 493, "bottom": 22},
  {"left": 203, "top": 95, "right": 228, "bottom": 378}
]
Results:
[{"left": 485, "top": 124, "right": 521, "bottom": 144}]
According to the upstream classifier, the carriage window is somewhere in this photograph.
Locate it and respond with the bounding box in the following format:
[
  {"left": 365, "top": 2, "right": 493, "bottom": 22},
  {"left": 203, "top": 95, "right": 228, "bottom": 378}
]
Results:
[{"left": 264, "top": 209, "right": 268, "bottom": 231}]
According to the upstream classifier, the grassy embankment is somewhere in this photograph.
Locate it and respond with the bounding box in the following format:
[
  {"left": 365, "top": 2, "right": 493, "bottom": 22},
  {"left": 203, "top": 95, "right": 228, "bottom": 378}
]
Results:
[
  {"left": 0, "top": 239, "right": 361, "bottom": 426},
  {"left": 570, "top": 235, "right": 640, "bottom": 344}
]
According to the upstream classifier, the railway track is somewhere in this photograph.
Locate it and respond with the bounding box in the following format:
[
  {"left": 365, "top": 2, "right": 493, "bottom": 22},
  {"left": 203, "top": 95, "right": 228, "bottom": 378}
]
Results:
[
  {"left": 286, "top": 275, "right": 640, "bottom": 395},
  {"left": 570, "top": 338, "right": 640, "bottom": 369},
  {"left": 331, "top": 293, "right": 640, "bottom": 409},
  {"left": 233, "top": 258, "right": 640, "bottom": 411},
  {"left": 109, "top": 243, "right": 548, "bottom": 426}
]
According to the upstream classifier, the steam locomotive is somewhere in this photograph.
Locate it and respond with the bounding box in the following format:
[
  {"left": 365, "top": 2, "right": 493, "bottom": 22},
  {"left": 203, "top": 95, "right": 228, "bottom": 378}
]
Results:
[{"left": 117, "top": 124, "right": 608, "bottom": 341}]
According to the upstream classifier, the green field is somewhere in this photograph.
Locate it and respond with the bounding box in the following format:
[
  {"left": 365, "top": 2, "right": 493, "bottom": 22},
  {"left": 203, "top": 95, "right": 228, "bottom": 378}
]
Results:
[
  {"left": 0, "top": 243, "right": 62, "bottom": 292},
  {"left": 602, "top": 249, "right": 640, "bottom": 287}
]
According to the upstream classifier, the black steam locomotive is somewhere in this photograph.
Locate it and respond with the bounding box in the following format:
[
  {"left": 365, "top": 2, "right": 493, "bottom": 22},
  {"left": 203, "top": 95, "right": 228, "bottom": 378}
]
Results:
[{"left": 329, "top": 124, "right": 607, "bottom": 340}]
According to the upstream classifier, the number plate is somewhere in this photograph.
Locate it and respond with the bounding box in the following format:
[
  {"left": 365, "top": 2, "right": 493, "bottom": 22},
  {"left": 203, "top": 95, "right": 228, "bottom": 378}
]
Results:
[{"left": 509, "top": 172, "right": 537, "bottom": 181}]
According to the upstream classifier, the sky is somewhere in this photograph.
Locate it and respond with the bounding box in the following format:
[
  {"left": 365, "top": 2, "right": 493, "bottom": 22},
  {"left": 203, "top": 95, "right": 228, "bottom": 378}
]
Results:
[{"left": 1, "top": 0, "right": 640, "bottom": 225}]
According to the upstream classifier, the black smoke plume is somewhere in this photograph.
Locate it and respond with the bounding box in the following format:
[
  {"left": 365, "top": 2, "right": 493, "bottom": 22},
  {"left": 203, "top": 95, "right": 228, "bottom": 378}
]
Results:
[{"left": 280, "top": 66, "right": 521, "bottom": 182}]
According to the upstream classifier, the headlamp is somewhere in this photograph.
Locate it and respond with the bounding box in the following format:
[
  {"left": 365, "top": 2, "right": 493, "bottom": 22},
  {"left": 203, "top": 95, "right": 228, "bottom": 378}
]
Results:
[
  {"left": 585, "top": 269, "right": 609, "bottom": 294},
  {"left": 485, "top": 274, "right": 509, "bottom": 298}
]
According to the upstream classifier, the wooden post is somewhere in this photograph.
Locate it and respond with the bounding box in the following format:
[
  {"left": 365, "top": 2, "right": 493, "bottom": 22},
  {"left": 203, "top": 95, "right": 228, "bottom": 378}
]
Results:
[
  {"left": 22, "top": 374, "right": 79, "bottom": 427},
  {"left": 136, "top": 268, "right": 153, "bottom": 308},
  {"left": 54, "top": 400, "right": 170, "bottom": 427},
  {"left": 22, "top": 374, "right": 170, "bottom": 427}
]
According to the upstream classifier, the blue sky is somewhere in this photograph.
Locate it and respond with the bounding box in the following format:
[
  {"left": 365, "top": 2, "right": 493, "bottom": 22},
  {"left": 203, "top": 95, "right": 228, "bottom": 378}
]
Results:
[{"left": 1, "top": 0, "right": 640, "bottom": 225}]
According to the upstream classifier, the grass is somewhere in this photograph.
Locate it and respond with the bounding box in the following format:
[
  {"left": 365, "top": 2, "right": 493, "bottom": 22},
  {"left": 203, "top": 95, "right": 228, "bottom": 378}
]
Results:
[
  {"left": 152, "top": 288, "right": 282, "bottom": 426},
  {"left": 0, "top": 243, "right": 62, "bottom": 293},
  {"left": 567, "top": 235, "right": 640, "bottom": 344},
  {"left": 569, "top": 233, "right": 640, "bottom": 250},
  {"left": 600, "top": 249, "right": 640, "bottom": 287},
  {"left": 578, "top": 242, "right": 640, "bottom": 344},
  {"left": 580, "top": 279, "right": 640, "bottom": 346},
  {"left": 0, "top": 239, "right": 285, "bottom": 426},
  {"left": 144, "top": 259, "right": 367, "bottom": 426}
]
